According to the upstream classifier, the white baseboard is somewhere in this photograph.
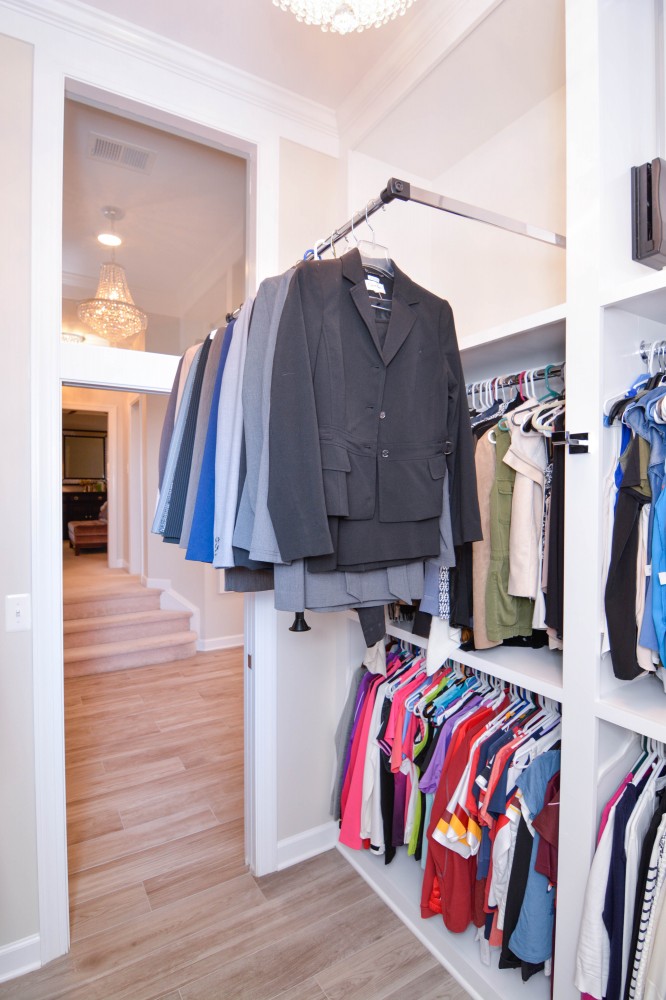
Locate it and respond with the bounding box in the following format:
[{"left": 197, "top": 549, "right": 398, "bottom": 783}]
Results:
[
  {"left": 197, "top": 635, "right": 244, "bottom": 652},
  {"left": 0, "top": 935, "right": 41, "bottom": 984},
  {"left": 276, "top": 821, "right": 339, "bottom": 870},
  {"left": 108, "top": 558, "right": 126, "bottom": 570},
  {"left": 143, "top": 577, "right": 201, "bottom": 638}
]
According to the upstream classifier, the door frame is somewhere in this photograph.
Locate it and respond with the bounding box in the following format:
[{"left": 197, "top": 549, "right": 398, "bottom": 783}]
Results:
[
  {"left": 30, "top": 54, "right": 280, "bottom": 966},
  {"left": 128, "top": 395, "right": 145, "bottom": 577}
]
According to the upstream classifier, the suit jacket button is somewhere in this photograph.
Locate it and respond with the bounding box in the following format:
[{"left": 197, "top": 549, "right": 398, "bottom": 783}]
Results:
[
  {"left": 379, "top": 411, "right": 386, "bottom": 419},
  {"left": 381, "top": 449, "right": 389, "bottom": 458}
]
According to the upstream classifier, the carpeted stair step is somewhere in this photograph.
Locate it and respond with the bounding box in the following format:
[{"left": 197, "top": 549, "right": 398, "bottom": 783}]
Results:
[
  {"left": 63, "top": 608, "right": 193, "bottom": 648},
  {"left": 63, "top": 585, "right": 162, "bottom": 621},
  {"left": 64, "top": 630, "right": 198, "bottom": 677}
]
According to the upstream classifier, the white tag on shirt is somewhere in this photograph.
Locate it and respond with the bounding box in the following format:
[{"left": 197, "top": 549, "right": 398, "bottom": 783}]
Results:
[
  {"left": 659, "top": 571, "right": 666, "bottom": 586},
  {"left": 365, "top": 276, "right": 386, "bottom": 294},
  {"left": 647, "top": 564, "right": 652, "bottom": 577}
]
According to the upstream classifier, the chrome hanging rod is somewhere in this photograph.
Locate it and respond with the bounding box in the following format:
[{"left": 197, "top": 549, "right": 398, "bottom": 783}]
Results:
[
  {"left": 465, "top": 362, "right": 566, "bottom": 394},
  {"left": 304, "top": 177, "right": 566, "bottom": 260},
  {"left": 639, "top": 339, "right": 666, "bottom": 363}
]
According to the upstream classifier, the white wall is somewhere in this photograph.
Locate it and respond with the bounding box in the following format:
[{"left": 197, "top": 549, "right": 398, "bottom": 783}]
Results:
[
  {"left": 430, "top": 88, "right": 566, "bottom": 338},
  {"left": 0, "top": 31, "right": 39, "bottom": 949}
]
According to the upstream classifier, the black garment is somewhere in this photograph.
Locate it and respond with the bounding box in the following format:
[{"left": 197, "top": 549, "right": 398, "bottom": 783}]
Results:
[
  {"left": 450, "top": 543, "right": 473, "bottom": 629},
  {"left": 163, "top": 336, "right": 213, "bottom": 544},
  {"left": 224, "top": 567, "right": 274, "bottom": 592},
  {"left": 623, "top": 784, "right": 666, "bottom": 1000},
  {"left": 603, "top": 782, "right": 640, "bottom": 1000},
  {"left": 545, "top": 413, "right": 565, "bottom": 638},
  {"left": 356, "top": 605, "right": 387, "bottom": 647},
  {"left": 499, "top": 815, "right": 546, "bottom": 981},
  {"left": 605, "top": 434, "right": 651, "bottom": 680},
  {"left": 268, "top": 248, "right": 481, "bottom": 570}
]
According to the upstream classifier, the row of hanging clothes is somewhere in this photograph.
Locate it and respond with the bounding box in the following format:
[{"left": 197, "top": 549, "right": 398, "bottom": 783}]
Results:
[
  {"left": 576, "top": 736, "right": 666, "bottom": 1000},
  {"left": 418, "top": 364, "right": 566, "bottom": 659},
  {"left": 333, "top": 639, "right": 561, "bottom": 982},
  {"left": 152, "top": 219, "right": 483, "bottom": 665},
  {"left": 602, "top": 340, "right": 666, "bottom": 692}
]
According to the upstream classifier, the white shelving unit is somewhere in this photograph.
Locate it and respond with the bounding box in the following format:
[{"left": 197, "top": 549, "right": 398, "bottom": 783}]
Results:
[
  {"left": 268, "top": 5, "right": 666, "bottom": 1000},
  {"left": 387, "top": 621, "right": 563, "bottom": 702}
]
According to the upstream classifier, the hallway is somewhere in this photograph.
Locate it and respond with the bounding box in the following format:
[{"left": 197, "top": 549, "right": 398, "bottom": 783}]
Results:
[{"left": 0, "top": 552, "right": 467, "bottom": 999}]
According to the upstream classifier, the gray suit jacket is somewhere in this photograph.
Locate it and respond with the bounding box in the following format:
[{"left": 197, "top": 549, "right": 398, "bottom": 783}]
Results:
[
  {"left": 233, "top": 269, "right": 294, "bottom": 562},
  {"left": 268, "top": 248, "right": 481, "bottom": 570}
]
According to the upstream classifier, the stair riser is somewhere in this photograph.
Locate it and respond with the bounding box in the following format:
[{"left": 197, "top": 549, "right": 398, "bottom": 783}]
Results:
[
  {"left": 64, "top": 615, "right": 192, "bottom": 648},
  {"left": 64, "top": 595, "right": 161, "bottom": 620},
  {"left": 64, "top": 640, "right": 197, "bottom": 678}
]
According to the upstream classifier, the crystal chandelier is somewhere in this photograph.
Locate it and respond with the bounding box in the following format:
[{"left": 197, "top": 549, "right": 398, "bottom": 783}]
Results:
[
  {"left": 77, "top": 258, "right": 148, "bottom": 344},
  {"left": 77, "top": 207, "right": 148, "bottom": 344},
  {"left": 273, "top": 0, "right": 417, "bottom": 34}
]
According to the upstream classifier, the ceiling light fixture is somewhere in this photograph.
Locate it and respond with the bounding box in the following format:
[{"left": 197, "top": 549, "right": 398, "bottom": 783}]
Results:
[
  {"left": 77, "top": 207, "right": 148, "bottom": 344},
  {"left": 273, "top": 0, "right": 416, "bottom": 34},
  {"left": 97, "top": 232, "right": 122, "bottom": 248}
]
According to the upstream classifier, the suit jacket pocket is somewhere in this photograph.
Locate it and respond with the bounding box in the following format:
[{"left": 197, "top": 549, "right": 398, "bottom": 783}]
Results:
[
  {"left": 378, "top": 451, "right": 446, "bottom": 523},
  {"left": 320, "top": 442, "right": 351, "bottom": 516}
]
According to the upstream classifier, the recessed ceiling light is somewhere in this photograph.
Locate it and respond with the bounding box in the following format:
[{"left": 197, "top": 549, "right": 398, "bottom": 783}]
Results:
[{"left": 97, "top": 232, "right": 122, "bottom": 247}]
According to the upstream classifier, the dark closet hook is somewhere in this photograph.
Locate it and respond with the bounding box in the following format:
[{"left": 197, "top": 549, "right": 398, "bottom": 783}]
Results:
[{"left": 289, "top": 611, "right": 311, "bottom": 632}]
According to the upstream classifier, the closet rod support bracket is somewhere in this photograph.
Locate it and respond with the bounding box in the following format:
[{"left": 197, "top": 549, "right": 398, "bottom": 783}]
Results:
[{"left": 552, "top": 430, "right": 588, "bottom": 454}]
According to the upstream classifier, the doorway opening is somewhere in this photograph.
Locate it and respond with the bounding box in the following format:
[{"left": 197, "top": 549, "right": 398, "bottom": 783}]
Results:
[
  {"left": 59, "top": 89, "right": 249, "bottom": 949},
  {"left": 60, "top": 381, "right": 246, "bottom": 952}
]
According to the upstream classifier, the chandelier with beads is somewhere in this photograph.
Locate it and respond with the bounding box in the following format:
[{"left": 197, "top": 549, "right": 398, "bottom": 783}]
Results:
[{"left": 273, "top": 0, "right": 417, "bottom": 34}]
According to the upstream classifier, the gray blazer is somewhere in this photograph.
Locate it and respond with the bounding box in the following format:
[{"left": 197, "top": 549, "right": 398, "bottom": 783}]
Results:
[
  {"left": 233, "top": 269, "right": 294, "bottom": 562},
  {"left": 268, "top": 248, "right": 481, "bottom": 570}
]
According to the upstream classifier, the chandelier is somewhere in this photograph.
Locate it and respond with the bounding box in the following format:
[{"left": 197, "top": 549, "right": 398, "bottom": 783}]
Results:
[
  {"left": 77, "top": 207, "right": 148, "bottom": 344},
  {"left": 77, "top": 260, "right": 148, "bottom": 343},
  {"left": 273, "top": 0, "right": 417, "bottom": 34}
]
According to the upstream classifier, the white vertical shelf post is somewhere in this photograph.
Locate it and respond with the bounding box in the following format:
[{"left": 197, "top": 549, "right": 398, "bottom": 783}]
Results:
[{"left": 556, "top": 1, "right": 604, "bottom": 995}]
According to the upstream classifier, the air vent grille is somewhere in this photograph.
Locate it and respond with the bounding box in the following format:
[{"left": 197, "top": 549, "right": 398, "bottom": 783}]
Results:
[{"left": 88, "top": 133, "right": 156, "bottom": 173}]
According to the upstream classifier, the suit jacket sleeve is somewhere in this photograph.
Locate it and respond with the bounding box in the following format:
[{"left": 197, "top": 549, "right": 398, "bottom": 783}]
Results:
[
  {"left": 268, "top": 264, "right": 334, "bottom": 561},
  {"left": 440, "top": 300, "right": 482, "bottom": 546}
]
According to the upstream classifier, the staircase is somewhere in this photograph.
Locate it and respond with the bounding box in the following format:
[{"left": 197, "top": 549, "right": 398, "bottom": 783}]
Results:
[{"left": 63, "top": 577, "right": 197, "bottom": 677}]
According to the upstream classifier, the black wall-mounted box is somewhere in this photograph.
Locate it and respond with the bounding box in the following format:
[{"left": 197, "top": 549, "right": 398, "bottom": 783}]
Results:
[{"left": 632, "top": 157, "right": 666, "bottom": 270}]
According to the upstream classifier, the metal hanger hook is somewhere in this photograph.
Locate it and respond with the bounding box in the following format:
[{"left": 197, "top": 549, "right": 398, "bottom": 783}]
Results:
[{"left": 365, "top": 202, "right": 376, "bottom": 246}]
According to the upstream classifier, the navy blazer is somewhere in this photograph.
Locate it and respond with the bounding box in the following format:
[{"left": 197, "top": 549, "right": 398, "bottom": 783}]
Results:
[{"left": 268, "top": 248, "right": 481, "bottom": 569}]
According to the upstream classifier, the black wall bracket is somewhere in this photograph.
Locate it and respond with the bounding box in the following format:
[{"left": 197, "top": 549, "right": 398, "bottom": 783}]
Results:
[{"left": 552, "top": 431, "right": 588, "bottom": 455}]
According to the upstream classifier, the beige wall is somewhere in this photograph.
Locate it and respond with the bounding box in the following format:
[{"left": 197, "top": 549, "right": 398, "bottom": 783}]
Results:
[
  {"left": 431, "top": 88, "right": 566, "bottom": 339},
  {"left": 0, "top": 32, "right": 39, "bottom": 945},
  {"left": 278, "top": 138, "right": 344, "bottom": 273}
]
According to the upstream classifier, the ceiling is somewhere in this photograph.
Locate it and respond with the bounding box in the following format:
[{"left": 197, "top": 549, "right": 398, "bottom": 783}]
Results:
[
  {"left": 62, "top": 0, "right": 564, "bottom": 350},
  {"left": 62, "top": 100, "right": 247, "bottom": 337},
  {"left": 75, "top": 0, "right": 422, "bottom": 109}
]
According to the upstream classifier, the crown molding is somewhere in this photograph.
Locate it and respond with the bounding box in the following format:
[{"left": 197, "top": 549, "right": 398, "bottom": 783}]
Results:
[
  {"left": 0, "top": 0, "right": 338, "bottom": 152},
  {"left": 337, "top": 0, "right": 504, "bottom": 154}
]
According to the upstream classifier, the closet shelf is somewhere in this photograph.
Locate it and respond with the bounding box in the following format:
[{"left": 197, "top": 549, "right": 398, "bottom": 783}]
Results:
[
  {"left": 337, "top": 843, "right": 551, "bottom": 1000},
  {"left": 595, "top": 674, "right": 666, "bottom": 744},
  {"left": 386, "top": 621, "right": 563, "bottom": 701},
  {"left": 601, "top": 269, "right": 666, "bottom": 319},
  {"left": 459, "top": 303, "right": 566, "bottom": 383}
]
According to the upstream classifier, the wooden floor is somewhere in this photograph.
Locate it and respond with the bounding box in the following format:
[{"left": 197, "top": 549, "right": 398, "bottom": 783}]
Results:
[{"left": 0, "top": 550, "right": 469, "bottom": 1000}]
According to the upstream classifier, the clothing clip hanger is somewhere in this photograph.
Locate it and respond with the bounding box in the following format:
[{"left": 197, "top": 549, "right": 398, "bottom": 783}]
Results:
[{"left": 357, "top": 202, "right": 393, "bottom": 279}]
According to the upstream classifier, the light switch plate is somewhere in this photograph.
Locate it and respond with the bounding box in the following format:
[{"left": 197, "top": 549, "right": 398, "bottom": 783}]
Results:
[{"left": 5, "top": 594, "right": 31, "bottom": 632}]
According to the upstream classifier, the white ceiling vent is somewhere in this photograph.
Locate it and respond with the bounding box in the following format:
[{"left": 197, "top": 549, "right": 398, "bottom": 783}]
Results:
[{"left": 88, "top": 133, "right": 156, "bottom": 173}]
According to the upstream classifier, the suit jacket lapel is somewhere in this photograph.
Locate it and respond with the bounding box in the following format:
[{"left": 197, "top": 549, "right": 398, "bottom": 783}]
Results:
[
  {"left": 342, "top": 248, "right": 419, "bottom": 366},
  {"left": 382, "top": 261, "right": 419, "bottom": 366},
  {"left": 342, "top": 249, "right": 384, "bottom": 359}
]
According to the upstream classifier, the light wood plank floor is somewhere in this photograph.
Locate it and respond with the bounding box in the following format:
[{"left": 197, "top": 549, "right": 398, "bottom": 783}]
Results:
[{"left": 0, "top": 554, "right": 469, "bottom": 999}]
